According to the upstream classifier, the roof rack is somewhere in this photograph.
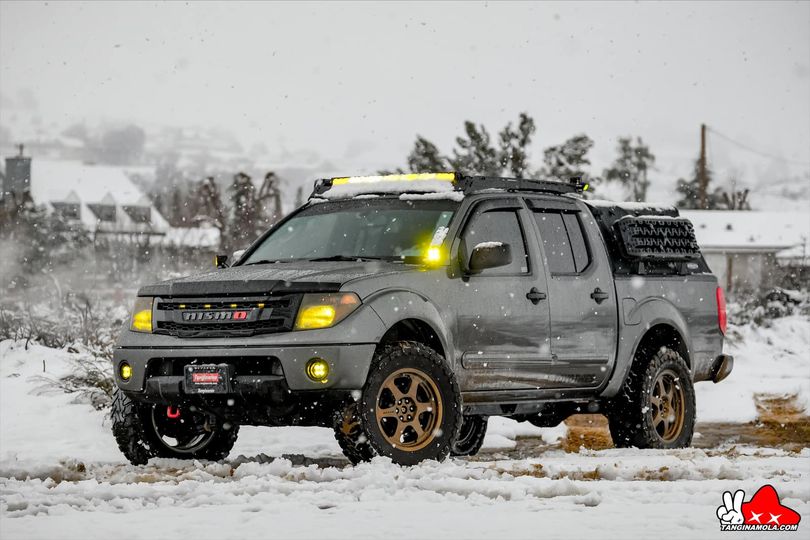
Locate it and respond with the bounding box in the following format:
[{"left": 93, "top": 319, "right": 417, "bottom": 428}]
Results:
[
  {"left": 455, "top": 174, "right": 586, "bottom": 195},
  {"left": 311, "top": 172, "right": 588, "bottom": 197}
]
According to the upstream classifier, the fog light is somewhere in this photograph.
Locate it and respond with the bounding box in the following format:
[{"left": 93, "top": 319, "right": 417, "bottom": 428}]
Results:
[
  {"left": 120, "top": 362, "right": 133, "bottom": 380},
  {"left": 305, "top": 358, "right": 329, "bottom": 383}
]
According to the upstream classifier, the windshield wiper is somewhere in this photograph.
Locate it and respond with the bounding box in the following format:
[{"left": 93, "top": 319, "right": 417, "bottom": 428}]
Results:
[
  {"left": 307, "top": 255, "right": 389, "bottom": 262},
  {"left": 244, "top": 259, "right": 297, "bottom": 266}
]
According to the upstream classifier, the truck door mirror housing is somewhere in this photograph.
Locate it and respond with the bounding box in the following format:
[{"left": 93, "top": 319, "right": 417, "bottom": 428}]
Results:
[
  {"left": 468, "top": 242, "right": 512, "bottom": 273},
  {"left": 214, "top": 254, "right": 229, "bottom": 268}
]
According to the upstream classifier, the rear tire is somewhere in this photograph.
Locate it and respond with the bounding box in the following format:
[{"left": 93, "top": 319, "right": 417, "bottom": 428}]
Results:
[
  {"left": 111, "top": 388, "right": 239, "bottom": 465},
  {"left": 607, "top": 347, "right": 695, "bottom": 449},
  {"left": 359, "top": 341, "right": 462, "bottom": 466},
  {"left": 451, "top": 415, "right": 488, "bottom": 457}
]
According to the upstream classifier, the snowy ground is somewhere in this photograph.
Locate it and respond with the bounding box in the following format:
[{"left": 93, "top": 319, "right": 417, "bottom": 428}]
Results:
[{"left": 1, "top": 317, "right": 809, "bottom": 539}]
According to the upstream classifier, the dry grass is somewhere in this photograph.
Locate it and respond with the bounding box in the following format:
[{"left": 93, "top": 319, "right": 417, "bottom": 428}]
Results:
[{"left": 562, "top": 414, "right": 614, "bottom": 453}]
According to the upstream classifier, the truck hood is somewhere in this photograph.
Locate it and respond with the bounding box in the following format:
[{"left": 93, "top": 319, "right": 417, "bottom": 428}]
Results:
[{"left": 137, "top": 261, "right": 408, "bottom": 297}]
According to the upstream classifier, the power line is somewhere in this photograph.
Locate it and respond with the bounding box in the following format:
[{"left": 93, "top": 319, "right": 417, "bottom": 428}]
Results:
[{"left": 706, "top": 127, "right": 810, "bottom": 167}]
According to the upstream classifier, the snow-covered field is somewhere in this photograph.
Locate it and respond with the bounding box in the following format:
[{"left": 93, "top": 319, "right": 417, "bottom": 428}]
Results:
[{"left": 1, "top": 317, "right": 809, "bottom": 539}]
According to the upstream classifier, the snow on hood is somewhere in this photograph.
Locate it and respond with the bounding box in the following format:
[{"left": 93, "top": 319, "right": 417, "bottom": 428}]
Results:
[{"left": 137, "top": 260, "right": 407, "bottom": 296}]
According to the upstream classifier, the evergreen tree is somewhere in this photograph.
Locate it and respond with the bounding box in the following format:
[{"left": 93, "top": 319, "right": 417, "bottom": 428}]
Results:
[
  {"left": 407, "top": 136, "right": 448, "bottom": 172},
  {"left": 675, "top": 159, "right": 724, "bottom": 209},
  {"left": 540, "top": 134, "right": 595, "bottom": 182},
  {"left": 498, "top": 113, "right": 536, "bottom": 177},
  {"left": 603, "top": 137, "right": 655, "bottom": 202},
  {"left": 450, "top": 122, "right": 501, "bottom": 175}
]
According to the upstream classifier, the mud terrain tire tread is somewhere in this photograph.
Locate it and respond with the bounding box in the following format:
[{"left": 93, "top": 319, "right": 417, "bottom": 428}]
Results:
[
  {"left": 451, "top": 415, "right": 488, "bottom": 457},
  {"left": 111, "top": 388, "right": 239, "bottom": 465},
  {"left": 607, "top": 347, "right": 696, "bottom": 449},
  {"left": 333, "top": 401, "right": 376, "bottom": 465},
  {"left": 359, "top": 341, "right": 462, "bottom": 466}
]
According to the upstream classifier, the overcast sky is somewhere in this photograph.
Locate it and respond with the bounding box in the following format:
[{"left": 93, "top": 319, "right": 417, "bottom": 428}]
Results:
[{"left": 1, "top": 1, "right": 808, "bottom": 191}]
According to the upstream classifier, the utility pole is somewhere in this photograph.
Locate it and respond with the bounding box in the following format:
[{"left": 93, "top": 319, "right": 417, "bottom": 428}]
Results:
[{"left": 698, "top": 123, "right": 707, "bottom": 209}]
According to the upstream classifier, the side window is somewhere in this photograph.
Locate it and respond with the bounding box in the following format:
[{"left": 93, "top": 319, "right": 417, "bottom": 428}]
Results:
[
  {"left": 533, "top": 211, "right": 591, "bottom": 274},
  {"left": 563, "top": 213, "right": 590, "bottom": 272},
  {"left": 462, "top": 209, "right": 529, "bottom": 274}
]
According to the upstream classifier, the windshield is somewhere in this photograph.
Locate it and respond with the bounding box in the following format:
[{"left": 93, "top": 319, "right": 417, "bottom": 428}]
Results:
[{"left": 242, "top": 198, "right": 458, "bottom": 264}]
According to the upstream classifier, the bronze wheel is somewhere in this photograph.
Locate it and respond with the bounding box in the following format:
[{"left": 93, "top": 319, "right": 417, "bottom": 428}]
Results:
[
  {"left": 649, "top": 368, "right": 686, "bottom": 442},
  {"left": 360, "top": 341, "right": 462, "bottom": 465},
  {"left": 374, "top": 368, "right": 442, "bottom": 452}
]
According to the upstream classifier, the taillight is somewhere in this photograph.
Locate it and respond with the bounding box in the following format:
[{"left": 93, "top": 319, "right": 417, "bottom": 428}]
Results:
[{"left": 716, "top": 286, "right": 727, "bottom": 335}]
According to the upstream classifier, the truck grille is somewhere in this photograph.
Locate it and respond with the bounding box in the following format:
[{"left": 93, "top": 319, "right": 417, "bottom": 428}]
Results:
[{"left": 153, "top": 294, "right": 301, "bottom": 338}]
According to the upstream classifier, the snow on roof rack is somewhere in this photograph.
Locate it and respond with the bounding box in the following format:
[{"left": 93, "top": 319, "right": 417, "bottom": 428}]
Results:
[{"left": 310, "top": 172, "right": 587, "bottom": 197}]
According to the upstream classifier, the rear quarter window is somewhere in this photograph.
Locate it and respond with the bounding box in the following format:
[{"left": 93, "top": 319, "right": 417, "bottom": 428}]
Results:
[{"left": 533, "top": 211, "right": 591, "bottom": 275}]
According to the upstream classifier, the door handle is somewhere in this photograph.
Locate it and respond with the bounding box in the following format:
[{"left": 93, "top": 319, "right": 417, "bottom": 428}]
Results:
[
  {"left": 590, "top": 288, "right": 609, "bottom": 304},
  {"left": 526, "top": 287, "right": 547, "bottom": 305}
]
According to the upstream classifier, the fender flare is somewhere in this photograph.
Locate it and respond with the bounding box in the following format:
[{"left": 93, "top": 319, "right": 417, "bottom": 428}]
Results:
[
  {"left": 363, "top": 288, "right": 455, "bottom": 366},
  {"left": 600, "top": 296, "right": 693, "bottom": 398}
]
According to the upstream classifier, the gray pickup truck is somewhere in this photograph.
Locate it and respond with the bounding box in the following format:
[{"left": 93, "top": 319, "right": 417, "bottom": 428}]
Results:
[{"left": 111, "top": 173, "right": 733, "bottom": 466}]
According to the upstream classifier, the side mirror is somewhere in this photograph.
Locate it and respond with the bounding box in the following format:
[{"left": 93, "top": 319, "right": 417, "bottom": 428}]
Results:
[
  {"left": 232, "top": 249, "right": 246, "bottom": 263},
  {"left": 214, "top": 254, "right": 229, "bottom": 268},
  {"left": 468, "top": 242, "right": 512, "bottom": 273}
]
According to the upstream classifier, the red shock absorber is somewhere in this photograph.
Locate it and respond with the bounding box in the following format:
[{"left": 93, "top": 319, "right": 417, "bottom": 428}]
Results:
[{"left": 166, "top": 406, "right": 181, "bottom": 419}]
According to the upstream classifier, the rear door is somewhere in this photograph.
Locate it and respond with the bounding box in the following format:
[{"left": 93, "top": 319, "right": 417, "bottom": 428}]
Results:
[
  {"left": 452, "top": 197, "right": 554, "bottom": 391},
  {"left": 525, "top": 197, "right": 618, "bottom": 389}
]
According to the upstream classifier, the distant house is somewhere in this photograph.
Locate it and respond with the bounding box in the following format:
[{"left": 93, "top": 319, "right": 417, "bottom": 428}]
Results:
[
  {"left": 1, "top": 151, "right": 169, "bottom": 239},
  {"left": 29, "top": 158, "right": 170, "bottom": 238},
  {"left": 682, "top": 210, "right": 809, "bottom": 293}
]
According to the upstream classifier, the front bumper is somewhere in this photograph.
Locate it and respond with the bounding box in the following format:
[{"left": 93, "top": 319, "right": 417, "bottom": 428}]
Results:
[{"left": 113, "top": 343, "right": 377, "bottom": 394}]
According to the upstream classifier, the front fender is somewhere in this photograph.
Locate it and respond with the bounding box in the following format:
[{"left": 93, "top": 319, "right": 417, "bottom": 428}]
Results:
[{"left": 364, "top": 288, "right": 456, "bottom": 367}]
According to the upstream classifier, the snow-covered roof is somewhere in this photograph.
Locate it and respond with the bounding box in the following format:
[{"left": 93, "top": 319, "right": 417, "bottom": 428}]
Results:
[
  {"left": 161, "top": 226, "right": 220, "bottom": 248},
  {"left": 29, "top": 159, "right": 168, "bottom": 233},
  {"left": 681, "top": 210, "right": 809, "bottom": 255},
  {"left": 585, "top": 198, "right": 677, "bottom": 213}
]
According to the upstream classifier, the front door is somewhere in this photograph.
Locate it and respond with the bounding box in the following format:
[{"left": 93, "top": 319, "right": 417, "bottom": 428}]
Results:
[
  {"left": 526, "top": 196, "right": 618, "bottom": 389},
  {"left": 452, "top": 198, "right": 553, "bottom": 392}
]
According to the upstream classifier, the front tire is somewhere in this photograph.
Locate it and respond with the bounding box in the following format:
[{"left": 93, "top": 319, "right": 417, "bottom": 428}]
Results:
[
  {"left": 607, "top": 347, "right": 696, "bottom": 449},
  {"left": 111, "top": 388, "right": 239, "bottom": 465},
  {"left": 359, "top": 341, "right": 462, "bottom": 466}
]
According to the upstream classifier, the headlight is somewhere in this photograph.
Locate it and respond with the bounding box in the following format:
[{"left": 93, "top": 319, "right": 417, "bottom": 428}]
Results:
[
  {"left": 130, "top": 297, "right": 154, "bottom": 333},
  {"left": 294, "top": 292, "right": 361, "bottom": 330}
]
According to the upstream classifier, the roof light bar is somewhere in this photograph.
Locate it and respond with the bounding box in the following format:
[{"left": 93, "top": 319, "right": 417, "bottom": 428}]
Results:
[
  {"left": 331, "top": 172, "right": 456, "bottom": 185},
  {"left": 310, "top": 172, "right": 586, "bottom": 197}
]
